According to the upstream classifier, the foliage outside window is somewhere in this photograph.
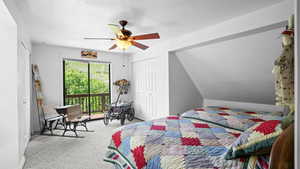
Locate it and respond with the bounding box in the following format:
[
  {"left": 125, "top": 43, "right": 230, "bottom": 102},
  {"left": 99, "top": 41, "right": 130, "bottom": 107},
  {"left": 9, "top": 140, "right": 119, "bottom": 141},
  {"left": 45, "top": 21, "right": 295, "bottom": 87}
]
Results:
[{"left": 65, "top": 61, "right": 110, "bottom": 95}]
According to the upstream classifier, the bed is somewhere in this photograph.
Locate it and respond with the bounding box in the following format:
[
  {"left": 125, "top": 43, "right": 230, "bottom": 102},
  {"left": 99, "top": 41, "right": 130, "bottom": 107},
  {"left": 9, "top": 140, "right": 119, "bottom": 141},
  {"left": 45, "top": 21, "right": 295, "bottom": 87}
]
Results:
[{"left": 104, "top": 106, "right": 285, "bottom": 169}]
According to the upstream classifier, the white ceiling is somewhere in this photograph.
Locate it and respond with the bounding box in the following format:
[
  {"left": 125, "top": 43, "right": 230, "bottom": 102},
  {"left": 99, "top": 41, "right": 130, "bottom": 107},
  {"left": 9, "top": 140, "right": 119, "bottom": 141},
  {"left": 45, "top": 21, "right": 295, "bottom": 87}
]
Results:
[
  {"left": 176, "top": 27, "right": 284, "bottom": 104},
  {"left": 14, "top": 0, "right": 282, "bottom": 52}
]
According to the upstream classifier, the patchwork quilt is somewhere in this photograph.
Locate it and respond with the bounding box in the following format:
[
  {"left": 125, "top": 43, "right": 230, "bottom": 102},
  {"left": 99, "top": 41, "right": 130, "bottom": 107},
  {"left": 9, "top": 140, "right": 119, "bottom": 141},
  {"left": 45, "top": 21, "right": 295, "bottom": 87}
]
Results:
[
  {"left": 104, "top": 116, "right": 270, "bottom": 169},
  {"left": 181, "top": 106, "right": 283, "bottom": 131}
]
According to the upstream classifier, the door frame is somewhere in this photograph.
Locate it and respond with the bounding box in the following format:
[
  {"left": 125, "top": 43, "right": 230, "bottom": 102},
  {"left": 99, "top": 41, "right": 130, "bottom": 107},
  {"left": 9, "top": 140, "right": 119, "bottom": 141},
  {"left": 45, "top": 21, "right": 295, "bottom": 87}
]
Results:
[{"left": 62, "top": 58, "right": 111, "bottom": 115}]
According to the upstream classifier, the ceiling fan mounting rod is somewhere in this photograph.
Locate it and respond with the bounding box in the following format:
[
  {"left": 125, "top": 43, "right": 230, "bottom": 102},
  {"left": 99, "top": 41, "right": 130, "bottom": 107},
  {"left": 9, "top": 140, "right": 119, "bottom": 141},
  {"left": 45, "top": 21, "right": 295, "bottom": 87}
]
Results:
[{"left": 119, "top": 20, "right": 128, "bottom": 29}]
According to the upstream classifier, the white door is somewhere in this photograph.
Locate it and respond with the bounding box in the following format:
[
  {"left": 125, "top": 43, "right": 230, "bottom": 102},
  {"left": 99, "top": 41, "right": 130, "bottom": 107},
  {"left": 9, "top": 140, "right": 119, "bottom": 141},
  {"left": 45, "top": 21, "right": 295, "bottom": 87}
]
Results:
[
  {"left": 23, "top": 44, "right": 31, "bottom": 144},
  {"left": 132, "top": 59, "right": 158, "bottom": 120},
  {"left": 18, "top": 42, "right": 31, "bottom": 158}
]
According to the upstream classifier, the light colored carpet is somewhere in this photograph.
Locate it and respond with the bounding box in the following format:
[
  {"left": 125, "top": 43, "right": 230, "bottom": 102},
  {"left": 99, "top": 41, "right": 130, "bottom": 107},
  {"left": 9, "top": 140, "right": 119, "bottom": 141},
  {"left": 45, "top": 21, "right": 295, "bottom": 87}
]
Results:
[{"left": 24, "top": 119, "right": 141, "bottom": 169}]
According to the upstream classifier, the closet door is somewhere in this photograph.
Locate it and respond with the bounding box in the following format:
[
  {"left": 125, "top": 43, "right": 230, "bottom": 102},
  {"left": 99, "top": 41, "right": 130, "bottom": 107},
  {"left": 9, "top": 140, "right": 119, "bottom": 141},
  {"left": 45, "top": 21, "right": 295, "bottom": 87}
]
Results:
[
  {"left": 18, "top": 43, "right": 31, "bottom": 160},
  {"left": 132, "top": 59, "right": 158, "bottom": 120}
]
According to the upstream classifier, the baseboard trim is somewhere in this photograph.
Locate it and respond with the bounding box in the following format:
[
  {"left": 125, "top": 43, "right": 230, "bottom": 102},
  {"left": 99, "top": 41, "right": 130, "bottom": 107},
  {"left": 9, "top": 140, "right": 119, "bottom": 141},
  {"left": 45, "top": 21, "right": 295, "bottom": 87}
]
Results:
[{"left": 19, "top": 155, "right": 25, "bottom": 169}]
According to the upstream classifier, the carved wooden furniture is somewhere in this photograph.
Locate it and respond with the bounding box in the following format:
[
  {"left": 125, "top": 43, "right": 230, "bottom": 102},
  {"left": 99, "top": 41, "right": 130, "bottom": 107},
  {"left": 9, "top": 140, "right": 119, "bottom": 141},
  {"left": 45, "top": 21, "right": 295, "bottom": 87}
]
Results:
[
  {"left": 62, "top": 104, "right": 90, "bottom": 137},
  {"left": 269, "top": 123, "right": 294, "bottom": 169},
  {"left": 41, "top": 105, "right": 64, "bottom": 135}
]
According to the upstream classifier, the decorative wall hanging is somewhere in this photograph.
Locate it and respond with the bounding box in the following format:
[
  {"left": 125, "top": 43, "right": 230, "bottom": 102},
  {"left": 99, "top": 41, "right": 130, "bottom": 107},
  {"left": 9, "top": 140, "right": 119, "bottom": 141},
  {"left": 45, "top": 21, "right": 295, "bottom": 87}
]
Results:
[
  {"left": 81, "top": 49, "right": 97, "bottom": 59},
  {"left": 272, "top": 15, "right": 294, "bottom": 112}
]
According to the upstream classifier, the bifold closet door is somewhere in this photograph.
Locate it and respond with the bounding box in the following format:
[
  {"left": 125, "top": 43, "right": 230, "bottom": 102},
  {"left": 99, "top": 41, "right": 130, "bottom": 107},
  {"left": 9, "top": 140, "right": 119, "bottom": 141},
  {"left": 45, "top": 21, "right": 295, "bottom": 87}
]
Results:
[{"left": 132, "top": 59, "right": 158, "bottom": 120}]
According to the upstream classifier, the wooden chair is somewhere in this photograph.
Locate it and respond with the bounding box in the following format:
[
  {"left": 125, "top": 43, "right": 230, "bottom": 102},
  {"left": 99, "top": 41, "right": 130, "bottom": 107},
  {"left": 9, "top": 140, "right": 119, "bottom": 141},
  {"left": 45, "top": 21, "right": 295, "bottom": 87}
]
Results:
[
  {"left": 62, "top": 104, "right": 90, "bottom": 137},
  {"left": 41, "top": 104, "right": 64, "bottom": 135},
  {"left": 269, "top": 123, "right": 294, "bottom": 169}
]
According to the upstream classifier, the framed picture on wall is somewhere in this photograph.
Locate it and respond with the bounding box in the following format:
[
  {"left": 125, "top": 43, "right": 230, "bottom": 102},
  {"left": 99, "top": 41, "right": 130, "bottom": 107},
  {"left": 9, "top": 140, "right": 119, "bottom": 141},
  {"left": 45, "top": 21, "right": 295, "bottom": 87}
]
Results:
[{"left": 81, "top": 49, "right": 97, "bottom": 59}]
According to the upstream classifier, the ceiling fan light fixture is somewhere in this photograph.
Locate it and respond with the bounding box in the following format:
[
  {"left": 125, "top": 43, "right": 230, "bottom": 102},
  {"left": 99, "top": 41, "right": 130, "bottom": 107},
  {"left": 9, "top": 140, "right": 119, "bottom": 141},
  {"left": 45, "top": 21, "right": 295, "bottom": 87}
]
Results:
[
  {"left": 85, "top": 20, "right": 160, "bottom": 51},
  {"left": 116, "top": 39, "right": 132, "bottom": 50}
]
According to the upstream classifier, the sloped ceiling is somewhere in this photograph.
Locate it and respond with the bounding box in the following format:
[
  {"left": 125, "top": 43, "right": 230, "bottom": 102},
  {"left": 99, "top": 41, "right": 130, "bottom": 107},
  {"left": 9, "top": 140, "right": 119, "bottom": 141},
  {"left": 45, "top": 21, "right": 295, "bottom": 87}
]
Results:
[
  {"left": 13, "top": 0, "right": 282, "bottom": 52},
  {"left": 175, "top": 27, "right": 284, "bottom": 104}
]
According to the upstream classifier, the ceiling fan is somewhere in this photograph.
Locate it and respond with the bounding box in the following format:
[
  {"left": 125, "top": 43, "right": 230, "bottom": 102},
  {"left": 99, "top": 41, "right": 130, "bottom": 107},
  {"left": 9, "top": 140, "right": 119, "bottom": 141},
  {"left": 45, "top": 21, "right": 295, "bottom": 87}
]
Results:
[{"left": 84, "top": 20, "right": 160, "bottom": 51}]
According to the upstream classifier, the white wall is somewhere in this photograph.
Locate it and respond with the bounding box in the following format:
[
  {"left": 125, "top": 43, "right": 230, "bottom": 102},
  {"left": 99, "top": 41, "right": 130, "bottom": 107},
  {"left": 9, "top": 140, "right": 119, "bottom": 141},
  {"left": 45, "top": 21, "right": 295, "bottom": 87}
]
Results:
[
  {"left": 169, "top": 53, "right": 203, "bottom": 114},
  {"left": 131, "top": 0, "right": 294, "bottom": 120},
  {"left": 0, "top": 1, "right": 19, "bottom": 169},
  {"left": 204, "top": 99, "right": 286, "bottom": 113},
  {"left": 31, "top": 43, "right": 131, "bottom": 131},
  {"left": 176, "top": 26, "right": 284, "bottom": 105},
  {"left": 3, "top": 0, "right": 32, "bottom": 168}
]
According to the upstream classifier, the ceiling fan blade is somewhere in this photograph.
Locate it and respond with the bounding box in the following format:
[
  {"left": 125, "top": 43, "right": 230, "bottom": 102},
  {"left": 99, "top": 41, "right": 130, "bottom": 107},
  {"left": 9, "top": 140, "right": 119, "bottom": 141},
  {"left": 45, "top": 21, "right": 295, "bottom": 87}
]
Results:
[
  {"left": 84, "top": 37, "right": 114, "bottom": 40},
  {"left": 108, "top": 24, "right": 123, "bottom": 36},
  {"left": 131, "top": 41, "right": 149, "bottom": 50},
  {"left": 130, "top": 33, "right": 160, "bottom": 40},
  {"left": 109, "top": 44, "right": 117, "bottom": 50}
]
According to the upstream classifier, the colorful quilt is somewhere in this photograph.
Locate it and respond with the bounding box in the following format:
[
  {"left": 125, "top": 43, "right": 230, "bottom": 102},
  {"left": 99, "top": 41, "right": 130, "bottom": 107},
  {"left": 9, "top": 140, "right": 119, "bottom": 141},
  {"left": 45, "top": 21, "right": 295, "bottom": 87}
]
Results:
[
  {"left": 181, "top": 106, "right": 283, "bottom": 131},
  {"left": 225, "top": 120, "right": 282, "bottom": 160},
  {"left": 104, "top": 116, "right": 270, "bottom": 169}
]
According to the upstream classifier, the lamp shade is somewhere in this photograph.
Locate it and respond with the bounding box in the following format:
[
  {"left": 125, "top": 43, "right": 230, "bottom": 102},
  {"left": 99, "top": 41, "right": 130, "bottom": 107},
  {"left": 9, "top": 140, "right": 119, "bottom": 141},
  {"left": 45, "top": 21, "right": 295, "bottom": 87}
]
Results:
[{"left": 116, "top": 39, "right": 132, "bottom": 50}]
